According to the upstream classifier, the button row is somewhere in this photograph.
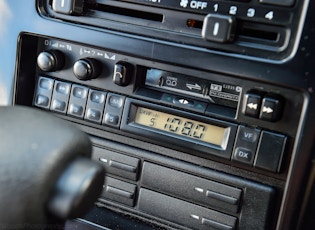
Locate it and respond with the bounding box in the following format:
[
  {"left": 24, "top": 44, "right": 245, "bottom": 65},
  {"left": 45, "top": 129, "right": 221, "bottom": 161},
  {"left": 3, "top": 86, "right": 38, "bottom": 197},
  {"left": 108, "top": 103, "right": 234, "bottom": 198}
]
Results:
[
  {"left": 34, "top": 76, "right": 125, "bottom": 128},
  {"left": 243, "top": 90, "right": 284, "bottom": 122}
]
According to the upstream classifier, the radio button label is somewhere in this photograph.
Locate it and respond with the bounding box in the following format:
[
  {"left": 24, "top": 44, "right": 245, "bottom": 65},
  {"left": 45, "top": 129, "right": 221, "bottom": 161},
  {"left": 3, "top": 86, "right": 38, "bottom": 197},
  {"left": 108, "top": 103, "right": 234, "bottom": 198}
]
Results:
[
  {"left": 232, "top": 126, "right": 261, "bottom": 165},
  {"left": 234, "top": 148, "right": 254, "bottom": 163}
]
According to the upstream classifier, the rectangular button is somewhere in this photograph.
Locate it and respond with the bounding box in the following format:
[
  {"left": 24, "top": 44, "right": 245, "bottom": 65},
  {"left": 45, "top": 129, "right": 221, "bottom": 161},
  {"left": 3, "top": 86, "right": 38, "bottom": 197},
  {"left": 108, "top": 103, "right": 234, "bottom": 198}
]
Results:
[
  {"left": 242, "top": 92, "right": 262, "bottom": 118},
  {"left": 50, "top": 81, "right": 71, "bottom": 114},
  {"left": 67, "top": 85, "right": 88, "bottom": 118},
  {"left": 101, "top": 177, "right": 136, "bottom": 207},
  {"left": 92, "top": 146, "right": 140, "bottom": 181},
  {"left": 259, "top": 95, "right": 283, "bottom": 122},
  {"left": 141, "top": 162, "right": 242, "bottom": 213},
  {"left": 138, "top": 189, "right": 237, "bottom": 230},
  {"left": 254, "top": 131, "right": 287, "bottom": 172},
  {"left": 84, "top": 90, "right": 106, "bottom": 124},
  {"left": 102, "top": 93, "right": 125, "bottom": 128},
  {"left": 232, "top": 126, "right": 261, "bottom": 165},
  {"left": 34, "top": 77, "right": 54, "bottom": 109}
]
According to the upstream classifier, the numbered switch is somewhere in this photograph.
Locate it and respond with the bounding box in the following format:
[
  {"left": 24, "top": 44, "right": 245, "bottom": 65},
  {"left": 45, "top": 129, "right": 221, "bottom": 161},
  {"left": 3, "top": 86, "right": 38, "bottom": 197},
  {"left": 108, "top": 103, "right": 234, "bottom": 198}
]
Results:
[
  {"left": 202, "top": 14, "right": 236, "bottom": 43},
  {"left": 113, "top": 62, "right": 134, "bottom": 86},
  {"left": 52, "top": 0, "right": 84, "bottom": 15}
]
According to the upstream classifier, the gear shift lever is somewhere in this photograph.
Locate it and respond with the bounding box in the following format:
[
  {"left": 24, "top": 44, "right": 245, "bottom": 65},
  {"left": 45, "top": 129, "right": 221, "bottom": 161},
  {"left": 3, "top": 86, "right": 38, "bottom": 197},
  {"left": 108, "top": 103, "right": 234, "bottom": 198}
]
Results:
[{"left": 0, "top": 106, "right": 104, "bottom": 228}]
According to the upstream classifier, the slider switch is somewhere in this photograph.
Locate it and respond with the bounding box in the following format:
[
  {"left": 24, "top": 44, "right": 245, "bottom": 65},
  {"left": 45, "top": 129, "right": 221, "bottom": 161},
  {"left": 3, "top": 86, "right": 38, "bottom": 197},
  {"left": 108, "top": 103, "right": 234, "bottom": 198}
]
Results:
[{"left": 202, "top": 14, "right": 236, "bottom": 43}]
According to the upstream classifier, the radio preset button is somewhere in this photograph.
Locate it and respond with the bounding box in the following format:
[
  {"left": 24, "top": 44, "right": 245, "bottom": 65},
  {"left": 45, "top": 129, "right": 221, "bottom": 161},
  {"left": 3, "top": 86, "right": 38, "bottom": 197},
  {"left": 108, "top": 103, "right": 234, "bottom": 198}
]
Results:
[
  {"left": 86, "top": 109, "right": 102, "bottom": 122},
  {"left": 90, "top": 91, "right": 106, "bottom": 104},
  {"left": 39, "top": 78, "right": 54, "bottom": 90},
  {"left": 51, "top": 99, "right": 67, "bottom": 112},
  {"left": 102, "top": 93, "right": 125, "bottom": 128},
  {"left": 109, "top": 95, "right": 124, "bottom": 108},
  {"left": 67, "top": 85, "right": 88, "bottom": 119},
  {"left": 35, "top": 95, "right": 50, "bottom": 108},
  {"left": 85, "top": 90, "right": 107, "bottom": 124},
  {"left": 104, "top": 113, "right": 119, "bottom": 126},
  {"left": 34, "top": 77, "right": 54, "bottom": 109},
  {"left": 50, "top": 81, "right": 71, "bottom": 114},
  {"left": 68, "top": 104, "right": 84, "bottom": 117}
]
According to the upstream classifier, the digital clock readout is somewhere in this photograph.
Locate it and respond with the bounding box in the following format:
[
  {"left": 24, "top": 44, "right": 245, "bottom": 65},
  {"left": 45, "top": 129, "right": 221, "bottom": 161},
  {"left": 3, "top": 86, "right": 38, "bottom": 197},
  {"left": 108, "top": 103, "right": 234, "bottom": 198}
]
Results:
[{"left": 134, "top": 107, "right": 230, "bottom": 148}]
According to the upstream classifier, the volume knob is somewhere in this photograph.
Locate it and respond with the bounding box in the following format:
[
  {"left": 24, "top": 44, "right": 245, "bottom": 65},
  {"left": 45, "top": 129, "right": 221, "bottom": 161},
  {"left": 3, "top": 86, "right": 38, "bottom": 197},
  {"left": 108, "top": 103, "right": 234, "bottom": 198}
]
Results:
[
  {"left": 37, "top": 50, "right": 65, "bottom": 72},
  {"left": 73, "top": 58, "right": 101, "bottom": 81}
]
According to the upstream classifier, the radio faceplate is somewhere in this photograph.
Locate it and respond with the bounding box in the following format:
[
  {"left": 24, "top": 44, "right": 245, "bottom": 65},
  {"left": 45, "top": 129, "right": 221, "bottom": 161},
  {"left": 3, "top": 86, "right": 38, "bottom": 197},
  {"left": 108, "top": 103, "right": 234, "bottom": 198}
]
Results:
[{"left": 14, "top": 34, "right": 304, "bottom": 177}]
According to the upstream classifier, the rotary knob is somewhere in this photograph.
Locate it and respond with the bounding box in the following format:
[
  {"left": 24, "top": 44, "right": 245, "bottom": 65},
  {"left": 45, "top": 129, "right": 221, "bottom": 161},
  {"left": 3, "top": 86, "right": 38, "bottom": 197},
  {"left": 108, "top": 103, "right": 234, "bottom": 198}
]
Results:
[
  {"left": 73, "top": 58, "right": 101, "bottom": 81},
  {"left": 37, "top": 50, "right": 65, "bottom": 72}
]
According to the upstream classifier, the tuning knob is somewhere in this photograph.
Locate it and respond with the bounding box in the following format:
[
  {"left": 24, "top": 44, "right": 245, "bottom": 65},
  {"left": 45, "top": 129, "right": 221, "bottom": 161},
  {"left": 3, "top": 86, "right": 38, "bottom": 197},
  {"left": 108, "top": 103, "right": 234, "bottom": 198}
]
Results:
[
  {"left": 73, "top": 58, "right": 101, "bottom": 81},
  {"left": 37, "top": 50, "right": 65, "bottom": 72}
]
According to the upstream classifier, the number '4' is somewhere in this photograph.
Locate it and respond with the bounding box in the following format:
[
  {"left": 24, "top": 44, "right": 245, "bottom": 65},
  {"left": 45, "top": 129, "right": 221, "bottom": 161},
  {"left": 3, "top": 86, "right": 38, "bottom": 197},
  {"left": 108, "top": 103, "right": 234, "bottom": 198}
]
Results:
[{"left": 265, "top": 11, "right": 274, "bottom": 20}]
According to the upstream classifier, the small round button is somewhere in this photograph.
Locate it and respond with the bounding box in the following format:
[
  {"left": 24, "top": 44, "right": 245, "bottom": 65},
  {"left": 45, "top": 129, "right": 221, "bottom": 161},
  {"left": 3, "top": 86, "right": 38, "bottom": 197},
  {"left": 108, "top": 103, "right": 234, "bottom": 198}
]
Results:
[
  {"left": 73, "top": 58, "right": 101, "bottom": 81},
  {"left": 37, "top": 50, "right": 65, "bottom": 72}
]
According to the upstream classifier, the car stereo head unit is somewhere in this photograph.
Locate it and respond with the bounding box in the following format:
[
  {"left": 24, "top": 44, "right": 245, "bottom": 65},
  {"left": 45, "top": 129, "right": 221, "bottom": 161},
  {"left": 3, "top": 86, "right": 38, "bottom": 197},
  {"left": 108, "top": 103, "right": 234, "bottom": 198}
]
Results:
[{"left": 15, "top": 34, "right": 303, "bottom": 176}]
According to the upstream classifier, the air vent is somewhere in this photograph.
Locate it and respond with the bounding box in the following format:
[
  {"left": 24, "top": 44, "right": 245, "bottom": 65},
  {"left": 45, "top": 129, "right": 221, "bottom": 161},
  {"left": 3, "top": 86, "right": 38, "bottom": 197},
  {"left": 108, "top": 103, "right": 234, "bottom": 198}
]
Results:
[{"left": 85, "top": 2, "right": 163, "bottom": 22}]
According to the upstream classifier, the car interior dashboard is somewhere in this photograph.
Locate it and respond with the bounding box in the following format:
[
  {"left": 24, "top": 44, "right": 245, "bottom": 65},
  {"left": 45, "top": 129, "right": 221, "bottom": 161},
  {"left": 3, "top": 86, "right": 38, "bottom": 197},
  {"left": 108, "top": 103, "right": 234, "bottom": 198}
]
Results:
[{"left": 1, "top": 0, "right": 315, "bottom": 229}]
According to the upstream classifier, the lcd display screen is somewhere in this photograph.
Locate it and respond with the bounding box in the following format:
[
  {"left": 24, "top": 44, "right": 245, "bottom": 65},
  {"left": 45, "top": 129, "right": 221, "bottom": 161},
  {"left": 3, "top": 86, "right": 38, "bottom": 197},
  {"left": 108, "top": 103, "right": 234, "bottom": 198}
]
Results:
[{"left": 134, "top": 107, "right": 230, "bottom": 149}]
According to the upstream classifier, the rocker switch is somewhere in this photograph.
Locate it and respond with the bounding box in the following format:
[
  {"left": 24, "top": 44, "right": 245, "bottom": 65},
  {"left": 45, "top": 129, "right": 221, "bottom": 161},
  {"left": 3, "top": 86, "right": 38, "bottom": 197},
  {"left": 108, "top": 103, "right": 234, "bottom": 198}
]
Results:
[{"left": 113, "top": 62, "right": 133, "bottom": 86}]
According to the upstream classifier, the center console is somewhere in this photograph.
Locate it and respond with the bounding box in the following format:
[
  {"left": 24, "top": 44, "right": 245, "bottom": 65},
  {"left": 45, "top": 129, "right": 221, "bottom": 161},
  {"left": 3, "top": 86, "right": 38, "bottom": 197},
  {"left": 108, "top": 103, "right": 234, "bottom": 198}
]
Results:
[{"left": 13, "top": 0, "right": 310, "bottom": 229}]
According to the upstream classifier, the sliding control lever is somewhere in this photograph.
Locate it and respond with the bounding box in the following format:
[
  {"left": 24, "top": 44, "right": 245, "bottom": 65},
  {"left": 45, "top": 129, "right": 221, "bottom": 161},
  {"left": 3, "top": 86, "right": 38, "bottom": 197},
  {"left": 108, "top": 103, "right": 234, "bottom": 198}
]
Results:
[{"left": 0, "top": 106, "right": 104, "bottom": 227}]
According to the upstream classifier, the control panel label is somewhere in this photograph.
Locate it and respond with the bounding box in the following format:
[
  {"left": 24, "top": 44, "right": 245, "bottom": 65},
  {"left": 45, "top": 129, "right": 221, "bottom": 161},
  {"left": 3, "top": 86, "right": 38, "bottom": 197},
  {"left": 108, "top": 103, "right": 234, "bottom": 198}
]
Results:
[{"left": 145, "top": 68, "right": 242, "bottom": 109}]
